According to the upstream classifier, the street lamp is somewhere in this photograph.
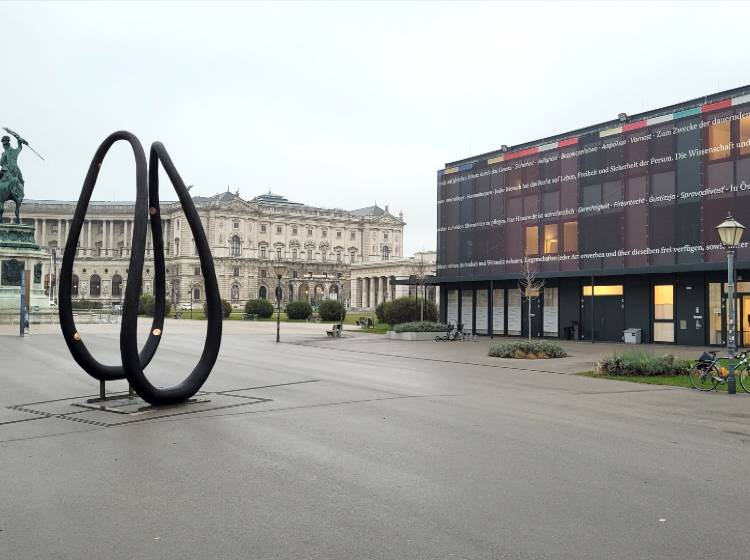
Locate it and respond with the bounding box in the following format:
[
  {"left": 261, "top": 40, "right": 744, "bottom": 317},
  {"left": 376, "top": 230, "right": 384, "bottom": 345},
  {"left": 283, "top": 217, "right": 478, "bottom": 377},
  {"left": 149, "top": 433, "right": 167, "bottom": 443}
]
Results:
[
  {"left": 336, "top": 270, "right": 344, "bottom": 327},
  {"left": 273, "top": 259, "right": 287, "bottom": 343},
  {"left": 716, "top": 213, "right": 746, "bottom": 394}
]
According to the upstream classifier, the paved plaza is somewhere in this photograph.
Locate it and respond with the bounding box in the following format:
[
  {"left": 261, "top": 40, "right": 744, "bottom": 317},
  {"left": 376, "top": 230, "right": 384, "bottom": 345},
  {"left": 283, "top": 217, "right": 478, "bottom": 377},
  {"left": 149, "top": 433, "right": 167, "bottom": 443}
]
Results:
[{"left": 1, "top": 320, "right": 750, "bottom": 559}]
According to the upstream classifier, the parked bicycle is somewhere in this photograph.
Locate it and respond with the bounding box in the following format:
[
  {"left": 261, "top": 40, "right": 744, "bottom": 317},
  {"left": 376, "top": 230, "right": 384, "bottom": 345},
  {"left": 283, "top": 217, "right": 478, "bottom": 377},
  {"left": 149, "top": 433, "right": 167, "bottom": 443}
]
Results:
[
  {"left": 689, "top": 349, "right": 750, "bottom": 392},
  {"left": 435, "top": 322, "right": 464, "bottom": 342}
]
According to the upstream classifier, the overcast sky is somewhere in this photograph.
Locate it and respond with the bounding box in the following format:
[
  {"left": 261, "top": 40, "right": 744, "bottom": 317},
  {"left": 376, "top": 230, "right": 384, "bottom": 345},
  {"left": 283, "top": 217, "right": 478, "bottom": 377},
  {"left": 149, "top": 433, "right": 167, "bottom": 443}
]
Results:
[{"left": 5, "top": 1, "right": 750, "bottom": 255}]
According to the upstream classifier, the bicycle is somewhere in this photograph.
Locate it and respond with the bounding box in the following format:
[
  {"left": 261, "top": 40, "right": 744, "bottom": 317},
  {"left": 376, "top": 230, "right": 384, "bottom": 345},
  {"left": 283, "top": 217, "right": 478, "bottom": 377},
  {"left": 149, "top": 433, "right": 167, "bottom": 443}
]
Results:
[
  {"left": 435, "top": 323, "right": 464, "bottom": 342},
  {"left": 688, "top": 349, "right": 750, "bottom": 392}
]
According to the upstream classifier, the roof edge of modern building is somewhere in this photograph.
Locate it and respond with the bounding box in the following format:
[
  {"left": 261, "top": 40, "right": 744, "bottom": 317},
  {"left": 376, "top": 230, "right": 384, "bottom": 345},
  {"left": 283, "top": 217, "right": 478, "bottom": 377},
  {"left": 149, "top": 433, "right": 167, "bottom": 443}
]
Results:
[{"left": 443, "top": 83, "right": 750, "bottom": 169}]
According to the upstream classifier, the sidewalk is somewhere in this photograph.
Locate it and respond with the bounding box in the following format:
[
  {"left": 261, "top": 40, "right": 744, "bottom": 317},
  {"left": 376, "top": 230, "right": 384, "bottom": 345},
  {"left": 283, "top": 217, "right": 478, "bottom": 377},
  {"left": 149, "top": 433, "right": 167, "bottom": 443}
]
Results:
[{"left": 304, "top": 333, "right": 712, "bottom": 375}]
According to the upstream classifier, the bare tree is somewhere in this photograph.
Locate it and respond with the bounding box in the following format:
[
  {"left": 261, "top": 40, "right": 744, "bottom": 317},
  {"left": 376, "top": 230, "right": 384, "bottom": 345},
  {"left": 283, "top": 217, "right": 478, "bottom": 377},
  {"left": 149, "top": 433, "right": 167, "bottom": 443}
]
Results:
[
  {"left": 519, "top": 257, "right": 544, "bottom": 340},
  {"left": 409, "top": 251, "right": 432, "bottom": 322}
]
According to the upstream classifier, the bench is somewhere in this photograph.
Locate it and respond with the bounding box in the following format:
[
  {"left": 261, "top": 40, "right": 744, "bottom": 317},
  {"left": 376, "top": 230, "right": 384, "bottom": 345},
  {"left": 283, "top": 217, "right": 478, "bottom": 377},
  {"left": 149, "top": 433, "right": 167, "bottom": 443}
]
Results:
[
  {"left": 243, "top": 313, "right": 258, "bottom": 321},
  {"left": 326, "top": 324, "right": 342, "bottom": 337},
  {"left": 355, "top": 317, "right": 374, "bottom": 328}
]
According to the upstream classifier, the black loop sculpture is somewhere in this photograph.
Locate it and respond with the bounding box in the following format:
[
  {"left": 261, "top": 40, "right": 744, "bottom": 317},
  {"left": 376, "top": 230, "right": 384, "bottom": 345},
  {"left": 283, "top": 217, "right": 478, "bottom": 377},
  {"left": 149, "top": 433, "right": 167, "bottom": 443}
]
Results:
[{"left": 59, "top": 131, "right": 222, "bottom": 405}]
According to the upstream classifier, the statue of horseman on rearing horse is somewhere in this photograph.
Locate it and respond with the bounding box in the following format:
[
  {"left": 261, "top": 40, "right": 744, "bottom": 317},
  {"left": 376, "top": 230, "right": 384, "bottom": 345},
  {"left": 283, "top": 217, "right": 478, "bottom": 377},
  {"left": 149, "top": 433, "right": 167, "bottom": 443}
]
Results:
[
  {"left": 0, "top": 127, "right": 43, "bottom": 224},
  {"left": 0, "top": 130, "right": 27, "bottom": 223}
]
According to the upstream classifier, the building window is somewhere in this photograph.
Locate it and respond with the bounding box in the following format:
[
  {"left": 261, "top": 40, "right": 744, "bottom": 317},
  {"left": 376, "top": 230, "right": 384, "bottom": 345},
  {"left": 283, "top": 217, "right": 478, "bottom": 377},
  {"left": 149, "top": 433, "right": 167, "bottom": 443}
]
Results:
[
  {"left": 89, "top": 274, "right": 101, "bottom": 297},
  {"left": 350, "top": 251, "right": 356, "bottom": 263},
  {"left": 384, "top": 232, "right": 389, "bottom": 240},
  {"left": 382, "top": 246, "right": 390, "bottom": 260},
  {"left": 336, "top": 251, "right": 342, "bottom": 263},
  {"left": 292, "top": 249, "right": 297, "bottom": 260},
  {"left": 261, "top": 224, "right": 267, "bottom": 233},
  {"left": 230, "top": 235, "right": 241, "bottom": 257},
  {"left": 350, "top": 231, "right": 355, "bottom": 240},
  {"left": 193, "top": 287, "right": 201, "bottom": 301},
  {"left": 292, "top": 270, "right": 298, "bottom": 279},
  {"left": 71, "top": 274, "right": 79, "bottom": 296},
  {"left": 336, "top": 231, "right": 342, "bottom": 239},
  {"left": 259, "top": 286, "right": 267, "bottom": 300},
  {"left": 276, "top": 226, "right": 282, "bottom": 234},
  {"left": 544, "top": 224, "right": 558, "bottom": 254},
  {"left": 260, "top": 269, "right": 267, "bottom": 278},
  {"left": 112, "top": 274, "right": 122, "bottom": 297},
  {"left": 292, "top": 227, "right": 298, "bottom": 236},
  {"left": 194, "top": 266, "right": 201, "bottom": 276},
  {"left": 563, "top": 221, "right": 577, "bottom": 253},
  {"left": 582, "top": 285, "right": 623, "bottom": 296},
  {"left": 307, "top": 229, "right": 313, "bottom": 237},
  {"left": 654, "top": 284, "right": 674, "bottom": 342},
  {"left": 233, "top": 222, "right": 239, "bottom": 229},
  {"left": 307, "top": 249, "right": 313, "bottom": 260},
  {"left": 322, "top": 230, "right": 327, "bottom": 238},
  {"left": 709, "top": 282, "right": 723, "bottom": 345},
  {"left": 233, "top": 266, "right": 240, "bottom": 277},
  {"left": 708, "top": 119, "right": 731, "bottom": 161},
  {"left": 322, "top": 251, "right": 327, "bottom": 262},
  {"left": 525, "top": 226, "right": 538, "bottom": 256},
  {"left": 260, "top": 247, "right": 267, "bottom": 259},
  {"left": 276, "top": 248, "right": 282, "bottom": 260},
  {"left": 231, "top": 284, "right": 240, "bottom": 301},
  {"left": 740, "top": 114, "right": 750, "bottom": 157}
]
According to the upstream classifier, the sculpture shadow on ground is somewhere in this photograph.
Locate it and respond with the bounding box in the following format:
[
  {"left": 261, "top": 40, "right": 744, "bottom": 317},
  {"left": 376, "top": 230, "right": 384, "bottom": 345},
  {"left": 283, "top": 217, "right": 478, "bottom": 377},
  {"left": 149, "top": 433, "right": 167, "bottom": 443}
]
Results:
[{"left": 58, "top": 131, "right": 222, "bottom": 405}]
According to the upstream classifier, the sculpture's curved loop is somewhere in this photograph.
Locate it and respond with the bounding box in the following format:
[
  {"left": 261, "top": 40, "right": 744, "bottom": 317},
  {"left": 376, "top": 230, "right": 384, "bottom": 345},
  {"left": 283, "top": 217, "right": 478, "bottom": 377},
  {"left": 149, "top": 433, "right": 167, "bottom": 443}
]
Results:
[
  {"left": 58, "top": 131, "right": 166, "bottom": 382},
  {"left": 119, "top": 142, "right": 222, "bottom": 405}
]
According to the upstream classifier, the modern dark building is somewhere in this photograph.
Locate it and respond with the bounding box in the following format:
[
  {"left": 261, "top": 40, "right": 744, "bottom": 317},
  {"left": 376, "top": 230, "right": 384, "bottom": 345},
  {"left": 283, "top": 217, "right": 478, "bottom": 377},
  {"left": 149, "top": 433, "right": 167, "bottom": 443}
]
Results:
[{"left": 436, "top": 85, "right": 750, "bottom": 346}]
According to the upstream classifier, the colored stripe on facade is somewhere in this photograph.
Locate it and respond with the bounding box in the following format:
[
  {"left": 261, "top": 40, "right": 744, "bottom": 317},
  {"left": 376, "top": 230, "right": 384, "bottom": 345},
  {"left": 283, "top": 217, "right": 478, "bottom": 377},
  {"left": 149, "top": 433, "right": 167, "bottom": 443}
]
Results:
[{"left": 448, "top": 92, "right": 750, "bottom": 174}]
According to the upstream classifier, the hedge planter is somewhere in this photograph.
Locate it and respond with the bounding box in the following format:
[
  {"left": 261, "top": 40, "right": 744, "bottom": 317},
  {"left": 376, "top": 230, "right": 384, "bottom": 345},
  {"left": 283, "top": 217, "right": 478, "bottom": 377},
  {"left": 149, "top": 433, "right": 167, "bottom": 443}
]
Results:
[
  {"left": 489, "top": 341, "right": 568, "bottom": 359},
  {"left": 387, "top": 331, "right": 438, "bottom": 341}
]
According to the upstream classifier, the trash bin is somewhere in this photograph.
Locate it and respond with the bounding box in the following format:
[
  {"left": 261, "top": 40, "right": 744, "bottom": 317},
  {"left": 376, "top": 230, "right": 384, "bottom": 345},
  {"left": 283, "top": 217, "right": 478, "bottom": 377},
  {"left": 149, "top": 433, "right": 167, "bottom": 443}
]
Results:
[{"left": 624, "top": 328, "right": 641, "bottom": 344}]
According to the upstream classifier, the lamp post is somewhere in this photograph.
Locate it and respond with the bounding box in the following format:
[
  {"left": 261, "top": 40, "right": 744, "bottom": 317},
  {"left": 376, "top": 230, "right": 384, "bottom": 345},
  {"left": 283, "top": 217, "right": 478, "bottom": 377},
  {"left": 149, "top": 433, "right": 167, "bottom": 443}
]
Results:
[
  {"left": 716, "top": 213, "right": 746, "bottom": 395},
  {"left": 273, "top": 259, "right": 287, "bottom": 343},
  {"left": 336, "top": 270, "right": 344, "bottom": 326}
]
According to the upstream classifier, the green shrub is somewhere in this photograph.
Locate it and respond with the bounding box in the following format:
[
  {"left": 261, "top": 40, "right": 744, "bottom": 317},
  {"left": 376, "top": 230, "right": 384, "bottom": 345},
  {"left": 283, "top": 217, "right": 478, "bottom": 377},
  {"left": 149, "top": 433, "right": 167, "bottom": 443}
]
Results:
[
  {"left": 595, "top": 351, "right": 691, "bottom": 376},
  {"left": 319, "top": 299, "right": 346, "bottom": 322},
  {"left": 244, "top": 299, "right": 274, "bottom": 318},
  {"left": 393, "top": 321, "right": 449, "bottom": 333},
  {"left": 489, "top": 341, "right": 568, "bottom": 359},
  {"left": 382, "top": 297, "right": 437, "bottom": 325},
  {"left": 222, "top": 299, "right": 232, "bottom": 318},
  {"left": 137, "top": 294, "right": 172, "bottom": 317},
  {"left": 72, "top": 298, "right": 103, "bottom": 310},
  {"left": 286, "top": 300, "right": 313, "bottom": 320},
  {"left": 375, "top": 301, "right": 389, "bottom": 323}
]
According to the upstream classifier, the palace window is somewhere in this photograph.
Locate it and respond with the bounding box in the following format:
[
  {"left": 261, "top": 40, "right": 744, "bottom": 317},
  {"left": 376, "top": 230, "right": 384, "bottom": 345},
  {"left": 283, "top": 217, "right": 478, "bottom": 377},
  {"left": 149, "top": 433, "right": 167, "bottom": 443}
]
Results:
[
  {"left": 261, "top": 225, "right": 267, "bottom": 233},
  {"left": 258, "top": 286, "right": 267, "bottom": 300},
  {"left": 322, "top": 230, "right": 327, "bottom": 238},
  {"left": 382, "top": 246, "right": 390, "bottom": 260},
  {"left": 292, "top": 249, "right": 297, "bottom": 260},
  {"left": 350, "top": 231, "right": 355, "bottom": 240},
  {"left": 260, "top": 247, "right": 267, "bottom": 259},
  {"left": 276, "top": 248, "right": 282, "bottom": 260},
  {"left": 112, "top": 274, "right": 122, "bottom": 297},
  {"left": 233, "top": 221, "right": 239, "bottom": 229},
  {"left": 90, "top": 275, "right": 101, "bottom": 297},
  {"left": 307, "top": 229, "right": 313, "bottom": 237},
  {"left": 233, "top": 266, "right": 240, "bottom": 277},
  {"left": 336, "top": 231, "right": 342, "bottom": 239},
  {"left": 231, "top": 284, "right": 240, "bottom": 301},
  {"left": 292, "top": 227, "right": 298, "bottom": 236},
  {"left": 292, "top": 270, "right": 298, "bottom": 278},
  {"left": 230, "top": 235, "right": 241, "bottom": 257},
  {"left": 336, "top": 250, "right": 342, "bottom": 263},
  {"left": 276, "top": 226, "right": 282, "bottom": 234},
  {"left": 194, "top": 266, "right": 201, "bottom": 276},
  {"left": 260, "top": 269, "right": 267, "bottom": 278},
  {"left": 307, "top": 250, "right": 313, "bottom": 260}
]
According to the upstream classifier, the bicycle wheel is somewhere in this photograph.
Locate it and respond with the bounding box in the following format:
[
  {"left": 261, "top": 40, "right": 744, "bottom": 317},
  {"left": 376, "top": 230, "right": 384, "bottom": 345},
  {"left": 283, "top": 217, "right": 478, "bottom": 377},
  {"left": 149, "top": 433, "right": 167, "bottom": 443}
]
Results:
[
  {"left": 689, "top": 364, "right": 719, "bottom": 391},
  {"left": 738, "top": 366, "right": 750, "bottom": 393}
]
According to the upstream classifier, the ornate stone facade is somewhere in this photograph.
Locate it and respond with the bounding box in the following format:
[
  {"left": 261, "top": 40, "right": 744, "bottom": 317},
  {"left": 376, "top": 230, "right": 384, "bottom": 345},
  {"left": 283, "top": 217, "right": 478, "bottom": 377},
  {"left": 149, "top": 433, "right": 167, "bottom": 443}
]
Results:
[
  {"left": 350, "top": 251, "right": 438, "bottom": 311},
  {"left": 5, "top": 191, "right": 406, "bottom": 308}
]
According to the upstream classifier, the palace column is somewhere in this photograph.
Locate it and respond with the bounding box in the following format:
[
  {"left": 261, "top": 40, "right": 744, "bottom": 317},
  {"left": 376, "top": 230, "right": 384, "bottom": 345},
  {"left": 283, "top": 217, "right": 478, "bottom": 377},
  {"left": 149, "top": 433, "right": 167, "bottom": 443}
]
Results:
[
  {"left": 86, "top": 220, "right": 92, "bottom": 253},
  {"left": 41, "top": 219, "right": 46, "bottom": 246},
  {"left": 57, "top": 219, "right": 62, "bottom": 247}
]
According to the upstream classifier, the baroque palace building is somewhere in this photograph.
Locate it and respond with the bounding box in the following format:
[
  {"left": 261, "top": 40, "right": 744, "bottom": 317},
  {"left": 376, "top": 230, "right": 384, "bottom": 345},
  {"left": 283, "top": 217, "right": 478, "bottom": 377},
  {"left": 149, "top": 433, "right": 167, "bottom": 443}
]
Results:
[{"left": 10, "top": 191, "right": 406, "bottom": 309}]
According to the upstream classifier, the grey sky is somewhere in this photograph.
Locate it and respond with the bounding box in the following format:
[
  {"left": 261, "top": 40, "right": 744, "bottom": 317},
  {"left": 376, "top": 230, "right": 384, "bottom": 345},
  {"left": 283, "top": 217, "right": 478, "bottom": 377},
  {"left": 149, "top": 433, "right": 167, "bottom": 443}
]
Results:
[{"left": 5, "top": 1, "right": 749, "bottom": 255}]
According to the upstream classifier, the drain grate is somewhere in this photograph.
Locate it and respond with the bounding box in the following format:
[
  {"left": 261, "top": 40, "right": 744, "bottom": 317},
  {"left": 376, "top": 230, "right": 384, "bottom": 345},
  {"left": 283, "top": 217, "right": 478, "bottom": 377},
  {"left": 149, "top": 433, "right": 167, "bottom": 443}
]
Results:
[{"left": 6, "top": 389, "right": 272, "bottom": 428}]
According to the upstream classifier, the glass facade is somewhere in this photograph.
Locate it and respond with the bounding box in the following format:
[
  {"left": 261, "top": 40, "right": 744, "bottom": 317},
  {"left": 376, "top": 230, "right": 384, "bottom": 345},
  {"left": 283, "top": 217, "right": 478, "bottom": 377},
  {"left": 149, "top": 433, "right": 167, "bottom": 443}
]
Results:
[{"left": 437, "top": 92, "right": 750, "bottom": 279}]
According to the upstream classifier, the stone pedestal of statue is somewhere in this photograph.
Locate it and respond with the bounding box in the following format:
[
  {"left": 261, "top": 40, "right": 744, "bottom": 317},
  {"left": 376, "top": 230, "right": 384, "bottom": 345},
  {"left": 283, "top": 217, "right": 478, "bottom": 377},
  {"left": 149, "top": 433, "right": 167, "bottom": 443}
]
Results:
[{"left": 0, "top": 223, "right": 54, "bottom": 324}]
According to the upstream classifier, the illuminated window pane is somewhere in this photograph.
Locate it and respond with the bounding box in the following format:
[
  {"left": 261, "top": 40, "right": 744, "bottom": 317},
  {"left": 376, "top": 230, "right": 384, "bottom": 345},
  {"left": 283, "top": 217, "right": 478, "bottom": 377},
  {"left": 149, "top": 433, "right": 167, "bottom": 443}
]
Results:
[
  {"left": 544, "top": 224, "right": 558, "bottom": 254},
  {"left": 563, "top": 221, "right": 577, "bottom": 253},
  {"left": 708, "top": 120, "right": 731, "bottom": 160},
  {"left": 740, "top": 115, "right": 750, "bottom": 156},
  {"left": 654, "top": 322, "right": 674, "bottom": 342},
  {"left": 654, "top": 285, "right": 674, "bottom": 320},
  {"left": 582, "top": 285, "right": 623, "bottom": 297},
  {"left": 525, "top": 226, "right": 538, "bottom": 255}
]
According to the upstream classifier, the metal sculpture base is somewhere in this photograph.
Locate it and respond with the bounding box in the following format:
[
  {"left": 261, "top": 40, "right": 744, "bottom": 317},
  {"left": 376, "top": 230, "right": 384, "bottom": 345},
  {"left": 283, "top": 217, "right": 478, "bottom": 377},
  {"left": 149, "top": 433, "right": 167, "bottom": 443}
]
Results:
[{"left": 73, "top": 392, "right": 210, "bottom": 415}]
